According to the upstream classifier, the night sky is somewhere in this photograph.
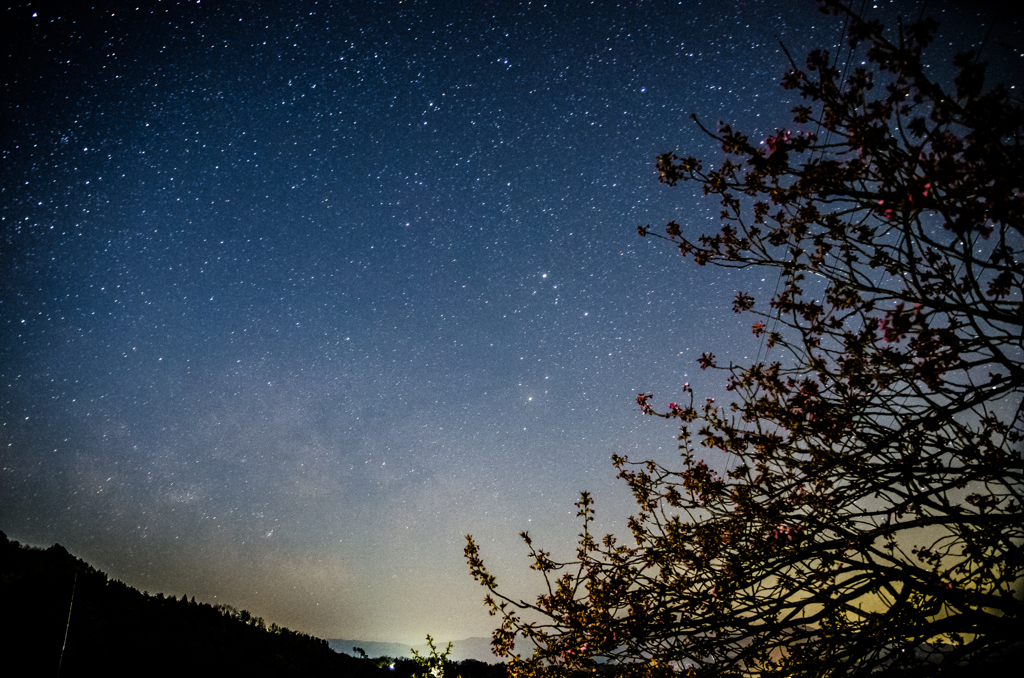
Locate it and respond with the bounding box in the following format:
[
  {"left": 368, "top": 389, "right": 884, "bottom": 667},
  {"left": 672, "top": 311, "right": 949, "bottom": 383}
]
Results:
[{"left": 3, "top": 0, "right": 1014, "bottom": 646}]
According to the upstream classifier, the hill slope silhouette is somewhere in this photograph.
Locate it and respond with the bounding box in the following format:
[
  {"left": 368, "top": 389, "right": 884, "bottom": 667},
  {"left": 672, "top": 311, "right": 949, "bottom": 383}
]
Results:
[{"left": 0, "top": 530, "right": 372, "bottom": 677}]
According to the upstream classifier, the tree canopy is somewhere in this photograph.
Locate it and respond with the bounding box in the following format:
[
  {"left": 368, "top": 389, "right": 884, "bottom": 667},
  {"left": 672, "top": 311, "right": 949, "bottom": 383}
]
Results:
[{"left": 466, "top": 1, "right": 1023, "bottom": 675}]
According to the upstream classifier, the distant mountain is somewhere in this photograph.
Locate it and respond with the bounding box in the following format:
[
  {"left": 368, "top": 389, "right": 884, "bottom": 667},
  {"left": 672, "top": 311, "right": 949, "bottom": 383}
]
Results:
[
  {"left": 328, "top": 639, "right": 415, "bottom": 659},
  {"left": 329, "top": 636, "right": 502, "bottom": 663}
]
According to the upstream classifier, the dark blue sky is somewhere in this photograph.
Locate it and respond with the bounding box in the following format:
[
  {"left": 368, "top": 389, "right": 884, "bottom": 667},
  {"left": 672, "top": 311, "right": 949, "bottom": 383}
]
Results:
[{"left": 2, "top": 0, "right": 1013, "bottom": 645}]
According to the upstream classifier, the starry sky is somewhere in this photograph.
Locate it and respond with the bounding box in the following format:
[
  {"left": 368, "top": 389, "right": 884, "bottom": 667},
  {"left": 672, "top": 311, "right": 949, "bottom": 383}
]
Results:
[{"left": 3, "top": 0, "right": 1016, "bottom": 647}]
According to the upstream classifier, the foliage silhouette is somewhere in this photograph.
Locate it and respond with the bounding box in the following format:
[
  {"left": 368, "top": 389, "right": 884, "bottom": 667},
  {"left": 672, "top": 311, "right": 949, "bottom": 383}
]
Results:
[
  {"left": 466, "top": 1, "right": 1023, "bottom": 676},
  {"left": 412, "top": 634, "right": 454, "bottom": 678},
  {"left": 371, "top": 655, "right": 508, "bottom": 678}
]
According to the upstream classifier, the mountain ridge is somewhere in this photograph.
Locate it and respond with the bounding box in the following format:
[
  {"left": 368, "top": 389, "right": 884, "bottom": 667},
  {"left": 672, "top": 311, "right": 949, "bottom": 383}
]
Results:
[{"left": 0, "top": 530, "right": 365, "bottom": 676}]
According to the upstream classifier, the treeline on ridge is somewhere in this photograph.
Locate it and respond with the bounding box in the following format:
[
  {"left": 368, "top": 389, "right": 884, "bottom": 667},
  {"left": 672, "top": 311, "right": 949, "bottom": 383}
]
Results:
[{"left": 0, "top": 530, "right": 505, "bottom": 678}]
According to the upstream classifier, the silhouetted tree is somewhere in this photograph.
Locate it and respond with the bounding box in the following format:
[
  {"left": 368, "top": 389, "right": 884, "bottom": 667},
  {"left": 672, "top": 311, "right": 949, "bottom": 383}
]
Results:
[
  {"left": 466, "top": 1, "right": 1023, "bottom": 676},
  {"left": 412, "top": 634, "right": 453, "bottom": 678}
]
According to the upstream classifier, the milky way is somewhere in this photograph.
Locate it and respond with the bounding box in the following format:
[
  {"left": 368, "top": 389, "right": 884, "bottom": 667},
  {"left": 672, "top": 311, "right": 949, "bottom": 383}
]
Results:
[{"left": 2, "top": 0, "right": 1012, "bottom": 645}]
